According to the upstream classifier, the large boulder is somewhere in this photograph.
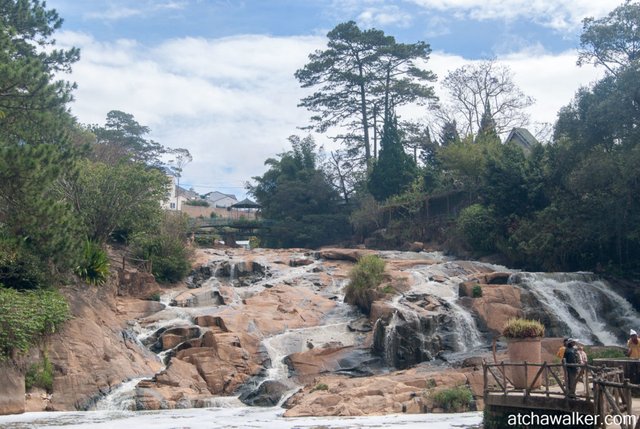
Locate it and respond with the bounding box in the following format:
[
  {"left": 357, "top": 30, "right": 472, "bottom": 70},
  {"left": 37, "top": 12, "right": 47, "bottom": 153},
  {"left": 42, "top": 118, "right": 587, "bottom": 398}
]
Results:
[
  {"left": 0, "top": 363, "right": 25, "bottom": 415},
  {"left": 239, "top": 380, "right": 290, "bottom": 407},
  {"left": 47, "top": 280, "right": 162, "bottom": 411},
  {"left": 470, "top": 284, "right": 523, "bottom": 333}
]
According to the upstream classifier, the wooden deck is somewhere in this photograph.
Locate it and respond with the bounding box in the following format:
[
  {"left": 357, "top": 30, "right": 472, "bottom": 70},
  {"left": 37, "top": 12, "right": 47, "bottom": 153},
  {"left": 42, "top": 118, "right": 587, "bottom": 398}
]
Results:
[{"left": 483, "top": 361, "right": 637, "bottom": 429}]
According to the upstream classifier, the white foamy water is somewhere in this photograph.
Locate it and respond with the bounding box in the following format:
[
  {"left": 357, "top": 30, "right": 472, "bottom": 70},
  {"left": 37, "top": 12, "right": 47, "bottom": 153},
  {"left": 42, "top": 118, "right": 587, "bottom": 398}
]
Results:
[
  {"left": 407, "top": 264, "right": 486, "bottom": 351},
  {"left": 0, "top": 408, "right": 482, "bottom": 429},
  {"left": 513, "top": 272, "right": 640, "bottom": 345}
]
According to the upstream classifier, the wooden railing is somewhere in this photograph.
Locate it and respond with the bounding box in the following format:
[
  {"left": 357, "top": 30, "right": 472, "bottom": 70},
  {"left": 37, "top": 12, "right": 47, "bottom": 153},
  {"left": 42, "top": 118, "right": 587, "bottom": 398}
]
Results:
[{"left": 483, "top": 361, "right": 636, "bottom": 429}]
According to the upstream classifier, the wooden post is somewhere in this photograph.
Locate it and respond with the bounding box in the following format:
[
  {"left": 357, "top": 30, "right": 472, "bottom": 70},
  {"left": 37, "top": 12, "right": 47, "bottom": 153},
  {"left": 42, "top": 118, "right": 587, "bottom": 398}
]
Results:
[
  {"left": 483, "top": 363, "right": 488, "bottom": 396},
  {"left": 502, "top": 361, "right": 507, "bottom": 395},
  {"left": 122, "top": 255, "right": 125, "bottom": 270},
  {"left": 524, "top": 361, "right": 528, "bottom": 395},
  {"left": 545, "top": 363, "right": 550, "bottom": 397}
]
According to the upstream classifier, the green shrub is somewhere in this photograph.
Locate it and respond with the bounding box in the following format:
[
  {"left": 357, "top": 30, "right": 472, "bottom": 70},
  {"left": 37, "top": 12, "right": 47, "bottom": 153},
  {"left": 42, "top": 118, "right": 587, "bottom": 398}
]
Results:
[
  {"left": 25, "top": 354, "right": 54, "bottom": 393},
  {"left": 344, "top": 254, "right": 386, "bottom": 314},
  {"left": 185, "top": 199, "right": 210, "bottom": 207},
  {"left": 148, "top": 292, "right": 161, "bottom": 302},
  {"left": 502, "top": 318, "right": 545, "bottom": 338},
  {"left": 131, "top": 212, "right": 192, "bottom": 284},
  {"left": 0, "top": 287, "right": 70, "bottom": 359},
  {"left": 249, "top": 236, "right": 260, "bottom": 249},
  {"left": 74, "top": 240, "right": 110, "bottom": 285},
  {"left": 0, "top": 239, "right": 49, "bottom": 290},
  {"left": 472, "top": 284, "right": 483, "bottom": 298},
  {"left": 432, "top": 385, "right": 473, "bottom": 412},
  {"left": 585, "top": 346, "right": 627, "bottom": 364},
  {"left": 456, "top": 204, "right": 497, "bottom": 253},
  {"left": 311, "top": 383, "right": 329, "bottom": 392}
]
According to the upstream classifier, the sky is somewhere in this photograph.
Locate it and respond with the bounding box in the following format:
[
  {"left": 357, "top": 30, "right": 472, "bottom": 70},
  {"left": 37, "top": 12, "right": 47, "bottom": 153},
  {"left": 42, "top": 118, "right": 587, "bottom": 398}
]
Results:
[{"left": 46, "top": 0, "right": 619, "bottom": 197}]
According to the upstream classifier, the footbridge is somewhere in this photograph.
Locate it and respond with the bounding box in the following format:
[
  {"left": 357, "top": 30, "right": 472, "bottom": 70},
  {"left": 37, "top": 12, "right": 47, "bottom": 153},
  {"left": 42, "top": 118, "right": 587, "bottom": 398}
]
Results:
[{"left": 483, "top": 361, "right": 639, "bottom": 428}]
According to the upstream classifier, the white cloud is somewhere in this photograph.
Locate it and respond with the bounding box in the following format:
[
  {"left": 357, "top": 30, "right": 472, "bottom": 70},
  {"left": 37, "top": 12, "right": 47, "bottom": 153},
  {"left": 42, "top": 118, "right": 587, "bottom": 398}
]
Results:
[
  {"left": 408, "top": 0, "right": 621, "bottom": 30},
  {"left": 57, "top": 31, "right": 325, "bottom": 196},
  {"left": 57, "top": 30, "right": 604, "bottom": 196},
  {"left": 357, "top": 5, "right": 413, "bottom": 28},
  {"left": 85, "top": 1, "right": 187, "bottom": 21}
]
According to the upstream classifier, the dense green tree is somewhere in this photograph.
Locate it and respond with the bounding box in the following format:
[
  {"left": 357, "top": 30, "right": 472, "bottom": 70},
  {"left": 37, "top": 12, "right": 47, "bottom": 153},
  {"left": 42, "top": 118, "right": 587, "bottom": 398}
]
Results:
[
  {"left": 295, "top": 21, "right": 436, "bottom": 166},
  {"left": 368, "top": 115, "right": 418, "bottom": 201},
  {"left": 248, "top": 136, "right": 349, "bottom": 248},
  {"left": 0, "top": 0, "right": 79, "bottom": 141},
  {"left": 0, "top": 0, "right": 82, "bottom": 287},
  {"left": 60, "top": 159, "right": 169, "bottom": 243},
  {"left": 90, "top": 110, "right": 165, "bottom": 167},
  {"left": 578, "top": 0, "right": 640, "bottom": 74},
  {"left": 439, "top": 120, "right": 460, "bottom": 146}
]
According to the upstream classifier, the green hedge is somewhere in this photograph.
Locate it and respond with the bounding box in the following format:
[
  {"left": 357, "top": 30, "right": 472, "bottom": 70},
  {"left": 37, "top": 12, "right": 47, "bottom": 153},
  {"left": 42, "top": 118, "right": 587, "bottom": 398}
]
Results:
[{"left": 0, "top": 287, "right": 70, "bottom": 360}]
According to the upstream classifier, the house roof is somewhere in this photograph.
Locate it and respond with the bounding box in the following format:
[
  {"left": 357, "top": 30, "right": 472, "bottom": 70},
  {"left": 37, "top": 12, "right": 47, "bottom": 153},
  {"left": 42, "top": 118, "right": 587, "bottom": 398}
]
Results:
[
  {"left": 177, "top": 186, "right": 199, "bottom": 199},
  {"left": 505, "top": 127, "right": 538, "bottom": 153},
  {"left": 230, "top": 198, "right": 261, "bottom": 209},
  {"left": 204, "top": 191, "right": 238, "bottom": 203}
]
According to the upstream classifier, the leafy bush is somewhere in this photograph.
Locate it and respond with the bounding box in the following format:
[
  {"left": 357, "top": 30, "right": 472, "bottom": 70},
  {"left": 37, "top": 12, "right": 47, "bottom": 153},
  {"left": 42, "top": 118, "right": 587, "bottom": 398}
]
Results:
[
  {"left": 502, "top": 318, "right": 545, "bottom": 338},
  {"left": 74, "top": 240, "right": 110, "bottom": 285},
  {"left": 456, "top": 204, "right": 498, "bottom": 253},
  {"left": 585, "top": 346, "right": 627, "bottom": 364},
  {"left": 249, "top": 236, "right": 260, "bottom": 249},
  {"left": 185, "top": 199, "right": 210, "bottom": 207},
  {"left": 25, "top": 354, "right": 54, "bottom": 393},
  {"left": 0, "top": 239, "right": 49, "bottom": 290},
  {"left": 0, "top": 287, "right": 70, "bottom": 359},
  {"left": 344, "top": 254, "right": 386, "bottom": 314},
  {"left": 472, "top": 285, "right": 483, "bottom": 298},
  {"left": 432, "top": 385, "right": 474, "bottom": 412},
  {"left": 311, "top": 383, "right": 329, "bottom": 392},
  {"left": 131, "top": 212, "right": 192, "bottom": 284}
]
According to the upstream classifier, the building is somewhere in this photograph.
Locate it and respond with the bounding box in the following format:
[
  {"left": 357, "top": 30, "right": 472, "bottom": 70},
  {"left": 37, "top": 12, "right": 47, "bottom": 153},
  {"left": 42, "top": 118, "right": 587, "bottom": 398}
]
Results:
[
  {"left": 203, "top": 191, "right": 238, "bottom": 208},
  {"left": 161, "top": 176, "right": 186, "bottom": 211},
  {"left": 504, "top": 127, "right": 539, "bottom": 155}
]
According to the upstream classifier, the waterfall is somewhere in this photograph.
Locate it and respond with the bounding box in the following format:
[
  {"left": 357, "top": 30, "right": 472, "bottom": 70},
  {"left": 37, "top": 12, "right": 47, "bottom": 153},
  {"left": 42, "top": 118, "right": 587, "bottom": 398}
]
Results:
[
  {"left": 408, "top": 265, "right": 484, "bottom": 352},
  {"left": 512, "top": 272, "right": 640, "bottom": 345},
  {"left": 94, "top": 377, "right": 147, "bottom": 411}
]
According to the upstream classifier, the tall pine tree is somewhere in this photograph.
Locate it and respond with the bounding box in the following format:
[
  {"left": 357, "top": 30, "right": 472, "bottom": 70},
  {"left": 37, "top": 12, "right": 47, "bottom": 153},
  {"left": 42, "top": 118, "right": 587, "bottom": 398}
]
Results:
[{"left": 368, "top": 115, "right": 418, "bottom": 201}]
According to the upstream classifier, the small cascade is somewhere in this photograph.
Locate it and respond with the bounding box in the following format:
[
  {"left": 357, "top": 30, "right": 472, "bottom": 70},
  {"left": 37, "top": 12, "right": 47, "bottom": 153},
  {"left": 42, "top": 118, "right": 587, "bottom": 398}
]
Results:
[
  {"left": 408, "top": 264, "right": 484, "bottom": 351},
  {"left": 512, "top": 272, "right": 640, "bottom": 345},
  {"left": 94, "top": 377, "right": 148, "bottom": 411}
]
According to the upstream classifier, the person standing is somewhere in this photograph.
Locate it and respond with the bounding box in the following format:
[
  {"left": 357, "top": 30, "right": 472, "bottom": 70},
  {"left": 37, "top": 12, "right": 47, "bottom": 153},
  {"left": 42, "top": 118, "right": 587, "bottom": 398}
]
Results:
[
  {"left": 564, "top": 338, "right": 579, "bottom": 397},
  {"left": 556, "top": 337, "right": 568, "bottom": 360},
  {"left": 627, "top": 330, "right": 640, "bottom": 358}
]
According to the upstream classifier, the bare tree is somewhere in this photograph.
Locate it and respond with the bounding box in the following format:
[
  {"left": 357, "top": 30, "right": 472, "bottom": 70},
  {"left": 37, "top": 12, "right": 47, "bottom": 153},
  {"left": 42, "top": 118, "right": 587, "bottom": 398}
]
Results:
[{"left": 442, "top": 59, "right": 534, "bottom": 137}]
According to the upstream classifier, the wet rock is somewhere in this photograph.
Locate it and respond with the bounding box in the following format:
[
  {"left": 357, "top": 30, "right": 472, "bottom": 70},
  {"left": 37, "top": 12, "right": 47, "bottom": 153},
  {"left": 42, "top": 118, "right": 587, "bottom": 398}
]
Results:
[
  {"left": 159, "top": 326, "right": 201, "bottom": 351},
  {"left": 347, "top": 317, "right": 372, "bottom": 333},
  {"left": 194, "top": 315, "right": 229, "bottom": 332},
  {"left": 187, "top": 264, "right": 215, "bottom": 289},
  {"left": 372, "top": 309, "right": 444, "bottom": 369},
  {"left": 239, "top": 380, "right": 289, "bottom": 407},
  {"left": 289, "top": 257, "right": 314, "bottom": 267},
  {"left": 316, "top": 248, "right": 374, "bottom": 262}
]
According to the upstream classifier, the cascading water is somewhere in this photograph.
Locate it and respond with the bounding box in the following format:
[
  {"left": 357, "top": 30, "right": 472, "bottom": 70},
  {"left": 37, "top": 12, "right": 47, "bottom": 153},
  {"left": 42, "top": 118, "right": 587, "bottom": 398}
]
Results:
[
  {"left": 512, "top": 272, "right": 640, "bottom": 345},
  {"left": 407, "top": 264, "right": 485, "bottom": 351}
]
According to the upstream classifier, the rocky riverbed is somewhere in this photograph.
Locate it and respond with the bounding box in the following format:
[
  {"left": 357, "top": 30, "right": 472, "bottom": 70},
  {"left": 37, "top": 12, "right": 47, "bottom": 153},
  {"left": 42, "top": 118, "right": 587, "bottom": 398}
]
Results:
[{"left": 4, "top": 246, "right": 639, "bottom": 418}]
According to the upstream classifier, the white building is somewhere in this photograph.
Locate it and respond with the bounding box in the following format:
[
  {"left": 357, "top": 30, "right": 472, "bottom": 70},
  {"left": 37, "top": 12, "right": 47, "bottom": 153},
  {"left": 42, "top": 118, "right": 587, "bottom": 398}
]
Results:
[
  {"left": 161, "top": 176, "right": 188, "bottom": 211},
  {"left": 203, "top": 191, "right": 238, "bottom": 208}
]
